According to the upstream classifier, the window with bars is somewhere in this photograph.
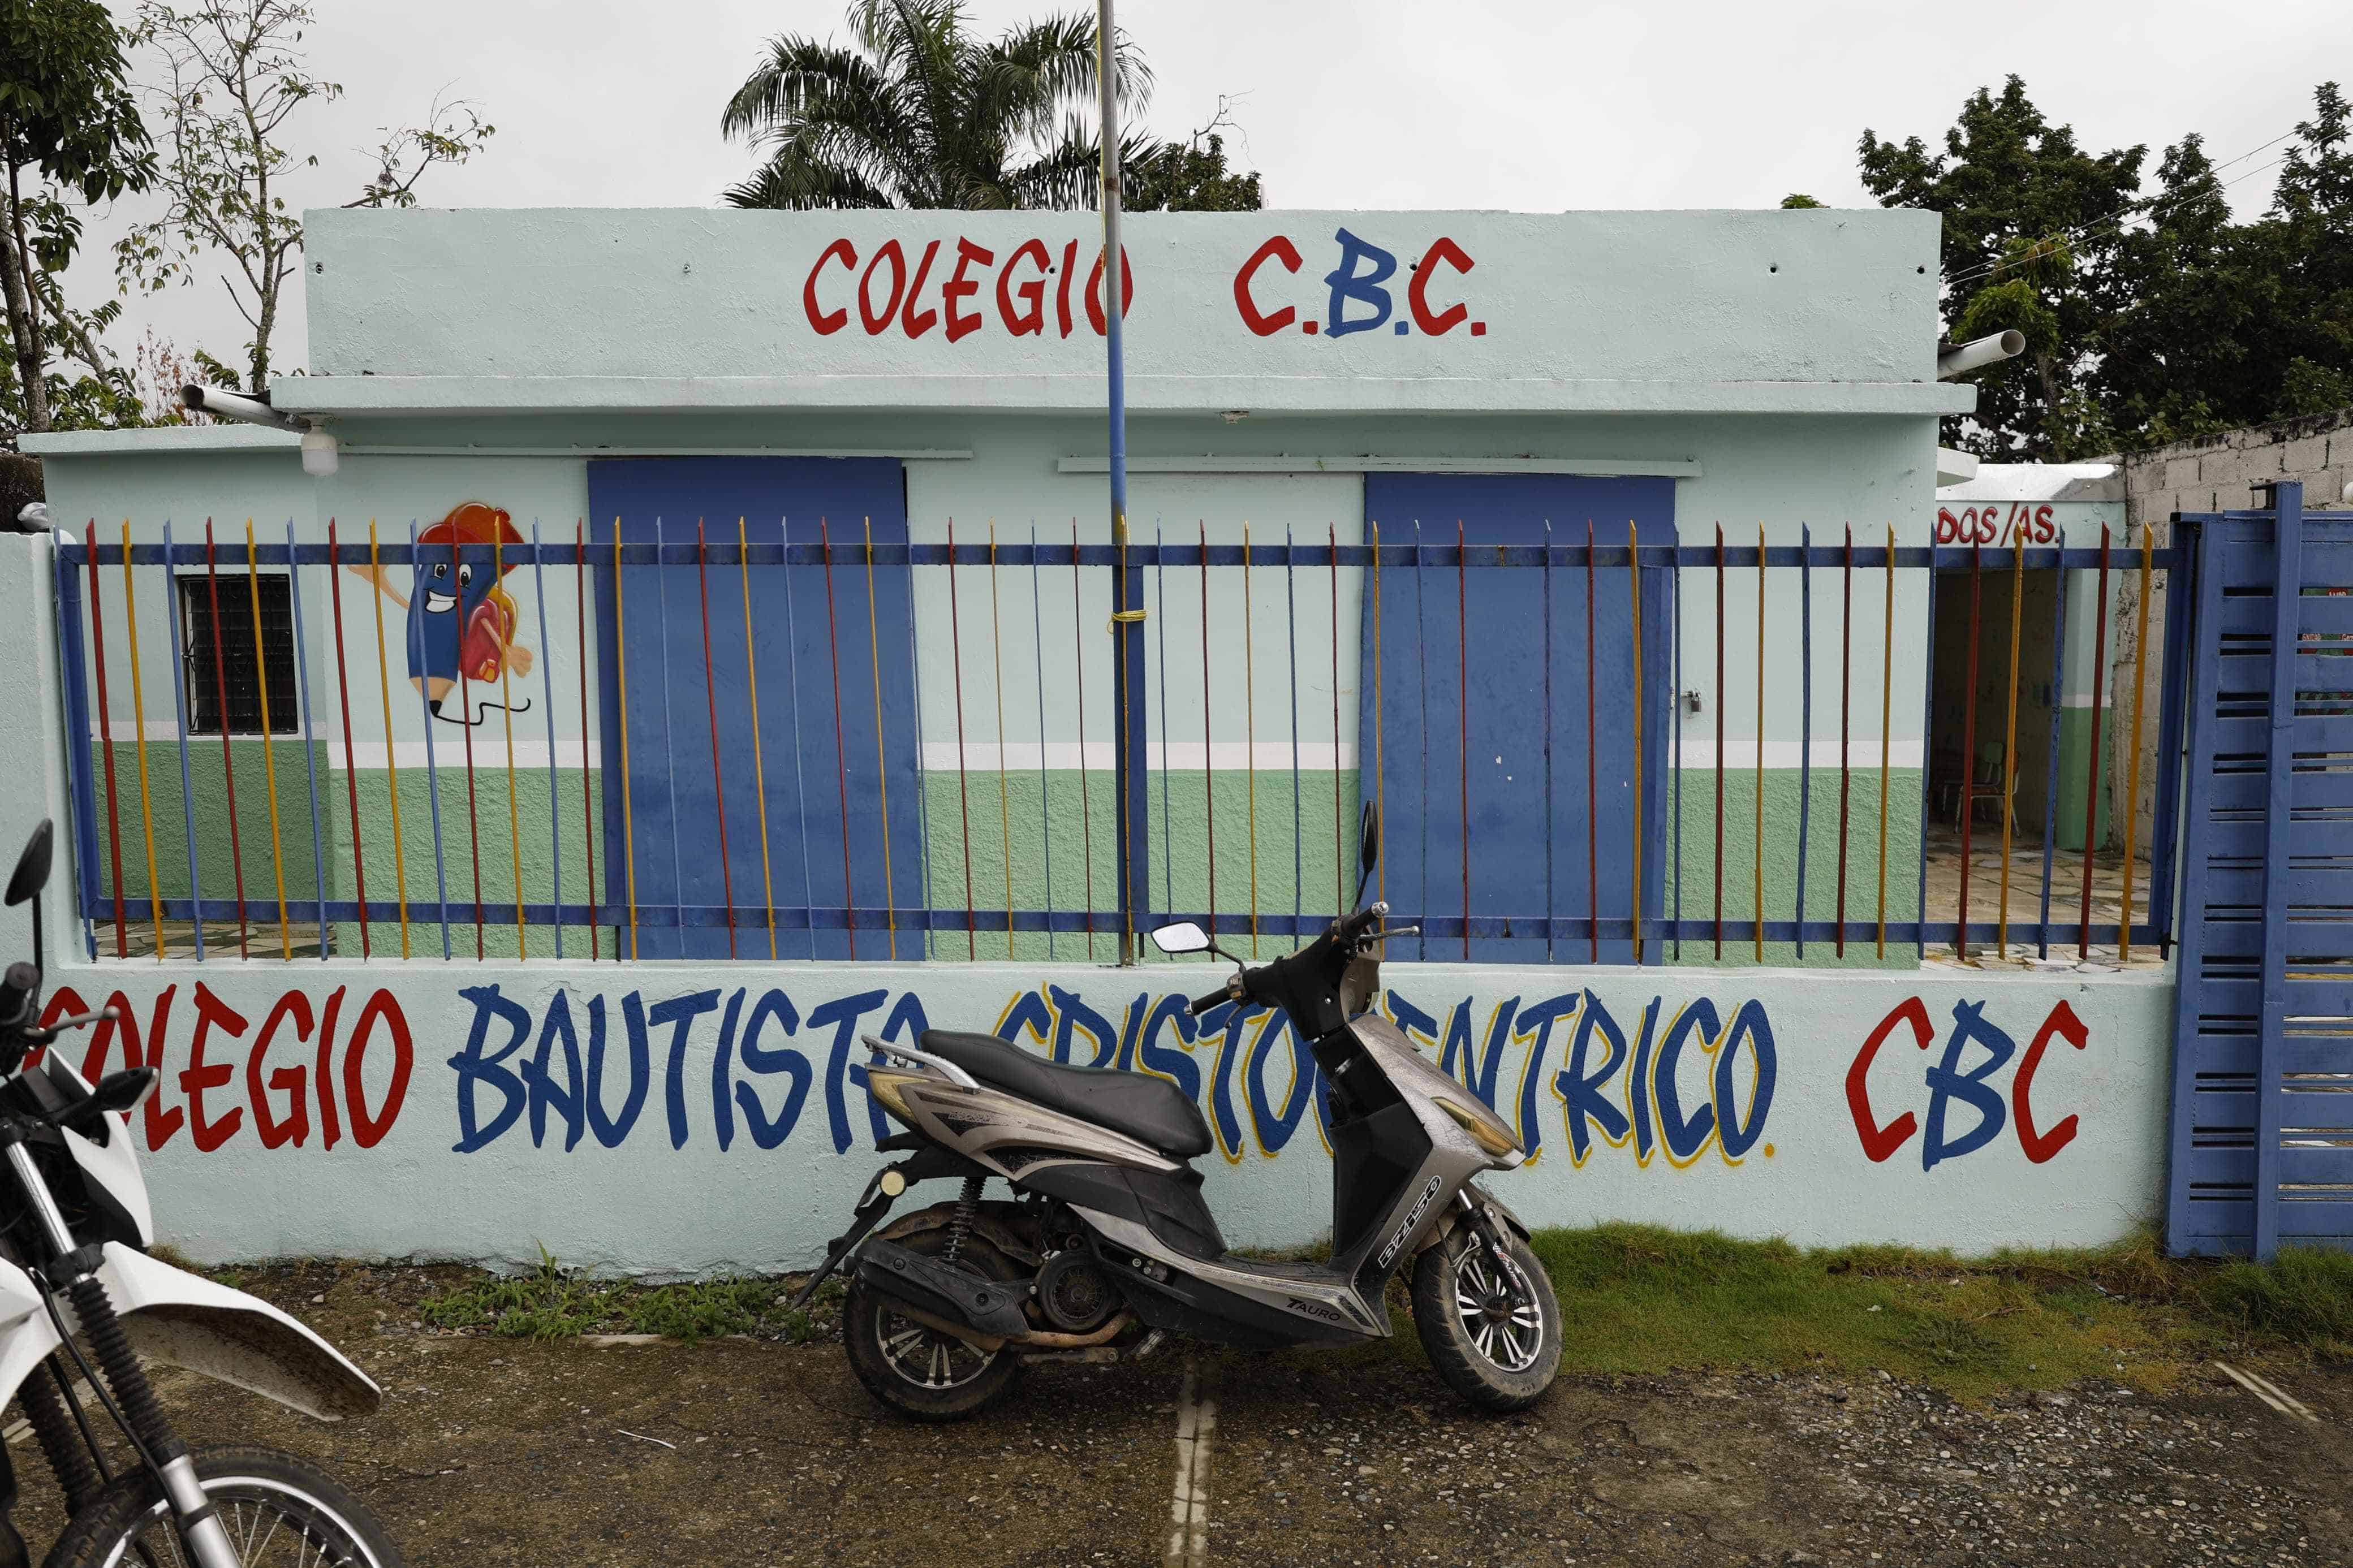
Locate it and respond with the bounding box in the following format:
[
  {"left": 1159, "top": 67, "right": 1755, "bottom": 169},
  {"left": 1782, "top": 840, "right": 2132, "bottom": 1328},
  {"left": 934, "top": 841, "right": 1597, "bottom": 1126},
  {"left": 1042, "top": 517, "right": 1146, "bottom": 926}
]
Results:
[{"left": 178, "top": 573, "right": 298, "bottom": 736}]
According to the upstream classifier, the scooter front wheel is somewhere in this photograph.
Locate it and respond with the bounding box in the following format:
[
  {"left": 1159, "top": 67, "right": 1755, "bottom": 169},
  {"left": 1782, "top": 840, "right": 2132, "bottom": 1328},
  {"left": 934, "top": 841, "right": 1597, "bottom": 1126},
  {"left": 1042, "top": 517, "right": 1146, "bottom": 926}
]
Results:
[{"left": 1410, "top": 1224, "right": 1562, "bottom": 1413}]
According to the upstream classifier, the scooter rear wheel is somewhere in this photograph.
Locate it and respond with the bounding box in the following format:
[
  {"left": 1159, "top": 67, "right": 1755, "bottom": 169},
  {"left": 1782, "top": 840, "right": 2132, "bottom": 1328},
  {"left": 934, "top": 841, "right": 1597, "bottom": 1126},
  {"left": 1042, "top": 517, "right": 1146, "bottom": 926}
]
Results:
[
  {"left": 1410, "top": 1224, "right": 1562, "bottom": 1413},
  {"left": 842, "top": 1226, "right": 1022, "bottom": 1422}
]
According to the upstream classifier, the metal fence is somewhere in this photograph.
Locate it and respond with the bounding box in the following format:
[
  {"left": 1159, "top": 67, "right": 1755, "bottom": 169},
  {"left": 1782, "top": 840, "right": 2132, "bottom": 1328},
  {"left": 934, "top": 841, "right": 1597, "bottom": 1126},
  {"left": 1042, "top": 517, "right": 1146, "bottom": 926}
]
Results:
[{"left": 51, "top": 519, "right": 2191, "bottom": 966}]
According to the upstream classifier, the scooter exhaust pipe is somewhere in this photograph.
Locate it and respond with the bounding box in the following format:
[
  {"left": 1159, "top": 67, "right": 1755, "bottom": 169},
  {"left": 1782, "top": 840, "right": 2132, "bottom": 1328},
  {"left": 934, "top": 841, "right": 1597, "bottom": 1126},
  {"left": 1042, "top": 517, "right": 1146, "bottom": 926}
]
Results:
[
  {"left": 855, "top": 1239, "right": 1136, "bottom": 1350},
  {"left": 855, "top": 1239, "right": 1030, "bottom": 1338}
]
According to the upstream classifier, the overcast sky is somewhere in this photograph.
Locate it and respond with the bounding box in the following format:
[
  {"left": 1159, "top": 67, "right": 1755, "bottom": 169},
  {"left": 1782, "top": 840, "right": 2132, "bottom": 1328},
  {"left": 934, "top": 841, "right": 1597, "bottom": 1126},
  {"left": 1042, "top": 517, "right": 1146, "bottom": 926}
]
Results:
[{"left": 70, "top": 0, "right": 2353, "bottom": 382}]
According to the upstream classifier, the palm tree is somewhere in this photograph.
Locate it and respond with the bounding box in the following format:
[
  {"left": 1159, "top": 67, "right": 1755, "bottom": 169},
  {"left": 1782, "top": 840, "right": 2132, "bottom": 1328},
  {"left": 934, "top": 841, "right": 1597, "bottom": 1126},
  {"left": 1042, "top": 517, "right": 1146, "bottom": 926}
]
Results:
[{"left": 719, "top": 0, "right": 1152, "bottom": 210}]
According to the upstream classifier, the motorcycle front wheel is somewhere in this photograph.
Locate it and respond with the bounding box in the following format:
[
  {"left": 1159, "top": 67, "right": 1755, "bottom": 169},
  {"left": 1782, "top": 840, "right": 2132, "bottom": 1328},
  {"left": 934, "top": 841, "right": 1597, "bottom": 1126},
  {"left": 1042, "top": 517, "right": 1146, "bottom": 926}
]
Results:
[
  {"left": 1410, "top": 1223, "right": 1562, "bottom": 1413},
  {"left": 44, "top": 1445, "right": 403, "bottom": 1568}
]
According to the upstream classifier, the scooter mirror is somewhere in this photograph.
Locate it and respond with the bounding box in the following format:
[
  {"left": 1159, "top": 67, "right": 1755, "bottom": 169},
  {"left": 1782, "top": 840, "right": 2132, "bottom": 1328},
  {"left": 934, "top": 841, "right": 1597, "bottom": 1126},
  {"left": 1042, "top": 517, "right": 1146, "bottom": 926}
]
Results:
[
  {"left": 1357, "top": 801, "right": 1381, "bottom": 876},
  {"left": 5, "top": 821, "right": 51, "bottom": 908},
  {"left": 1150, "top": 920, "right": 1211, "bottom": 954}
]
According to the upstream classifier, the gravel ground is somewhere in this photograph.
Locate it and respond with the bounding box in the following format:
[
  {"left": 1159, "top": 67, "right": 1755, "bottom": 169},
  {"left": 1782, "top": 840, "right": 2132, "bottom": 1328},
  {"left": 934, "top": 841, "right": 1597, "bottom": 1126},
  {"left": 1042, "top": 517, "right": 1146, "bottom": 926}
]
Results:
[{"left": 5, "top": 1262, "right": 2343, "bottom": 1566}]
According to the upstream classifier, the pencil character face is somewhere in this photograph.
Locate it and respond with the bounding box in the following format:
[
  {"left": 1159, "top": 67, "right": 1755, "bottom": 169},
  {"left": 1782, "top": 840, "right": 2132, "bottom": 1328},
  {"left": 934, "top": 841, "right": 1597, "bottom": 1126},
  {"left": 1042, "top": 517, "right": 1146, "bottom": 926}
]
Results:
[{"left": 397, "top": 503, "right": 533, "bottom": 716}]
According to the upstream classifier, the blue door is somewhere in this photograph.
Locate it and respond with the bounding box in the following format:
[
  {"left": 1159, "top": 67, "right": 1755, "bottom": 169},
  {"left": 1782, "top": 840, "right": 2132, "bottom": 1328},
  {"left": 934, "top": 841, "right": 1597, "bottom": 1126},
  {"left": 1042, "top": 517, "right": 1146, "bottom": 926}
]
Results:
[
  {"left": 588, "top": 458, "right": 923, "bottom": 960},
  {"left": 1360, "top": 474, "right": 1675, "bottom": 964}
]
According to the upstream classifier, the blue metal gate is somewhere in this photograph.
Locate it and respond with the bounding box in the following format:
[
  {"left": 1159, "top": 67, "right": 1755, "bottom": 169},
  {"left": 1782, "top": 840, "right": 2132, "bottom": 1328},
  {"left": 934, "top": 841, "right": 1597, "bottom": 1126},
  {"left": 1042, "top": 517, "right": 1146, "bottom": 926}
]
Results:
[{"left": 2166, "top": 481, "right": 2353, "bottom": 1256}]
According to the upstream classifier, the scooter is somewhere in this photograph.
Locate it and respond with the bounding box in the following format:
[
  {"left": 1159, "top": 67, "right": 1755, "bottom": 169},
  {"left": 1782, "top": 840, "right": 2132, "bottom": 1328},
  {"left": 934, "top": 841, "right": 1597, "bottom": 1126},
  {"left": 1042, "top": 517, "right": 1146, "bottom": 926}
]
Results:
[
  {"left": 790, "top": 805, "right": 1562, "bottom": 1420},
  {"left": 0, "top": 822, "right": 401, "bottom": 1567}
]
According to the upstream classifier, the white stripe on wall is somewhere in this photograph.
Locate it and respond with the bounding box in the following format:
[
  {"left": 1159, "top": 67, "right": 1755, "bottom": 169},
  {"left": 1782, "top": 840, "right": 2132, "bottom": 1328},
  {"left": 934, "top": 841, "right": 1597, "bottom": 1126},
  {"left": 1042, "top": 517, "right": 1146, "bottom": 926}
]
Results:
[
  {"left": 920, "top": 741, "right": 1360, "bottom": 771},
  {"left": 1672, "top": 740, "right": 1925, "bottom": 769},
  {"left": 90, "top": 723, "right": 602, "bottom": 771}
]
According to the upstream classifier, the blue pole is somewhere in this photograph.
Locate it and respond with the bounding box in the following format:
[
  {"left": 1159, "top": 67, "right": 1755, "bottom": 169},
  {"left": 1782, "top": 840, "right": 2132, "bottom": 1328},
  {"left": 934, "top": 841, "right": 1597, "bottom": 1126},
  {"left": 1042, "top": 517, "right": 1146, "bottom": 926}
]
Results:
[{"left": 1098, "top": 0, "right": 1145, "bottom": 962}]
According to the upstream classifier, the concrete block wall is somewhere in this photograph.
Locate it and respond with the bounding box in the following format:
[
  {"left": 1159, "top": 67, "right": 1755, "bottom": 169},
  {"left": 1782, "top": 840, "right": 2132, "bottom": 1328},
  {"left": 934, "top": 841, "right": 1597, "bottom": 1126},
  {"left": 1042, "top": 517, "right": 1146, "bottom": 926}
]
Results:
[{"left": 2112, "top": 407, "right": 2353, "bottom": 866}]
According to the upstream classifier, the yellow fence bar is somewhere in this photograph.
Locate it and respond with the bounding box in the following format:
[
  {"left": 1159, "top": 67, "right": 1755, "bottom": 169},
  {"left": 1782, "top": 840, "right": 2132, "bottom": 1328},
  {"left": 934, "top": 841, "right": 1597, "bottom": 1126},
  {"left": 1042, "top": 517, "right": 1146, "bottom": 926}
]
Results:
[
  {"left": 1628, "top": 520, "right": 1644, "bottom": 964},
  {"left": 740, "top": 520, "right": 777, "bottom": 960},
  {"left": 1877, "top": 525, "right": 1893, "bottom": 959}
]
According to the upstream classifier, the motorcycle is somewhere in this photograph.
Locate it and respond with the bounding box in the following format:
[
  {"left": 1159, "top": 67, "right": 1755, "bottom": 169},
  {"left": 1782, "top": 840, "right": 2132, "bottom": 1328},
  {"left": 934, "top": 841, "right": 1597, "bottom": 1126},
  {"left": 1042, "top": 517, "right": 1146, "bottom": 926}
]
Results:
[
  {"left": 0, "top": 821, "right": 400, "bottom": 1567},
  {"left": 789, "top": 804, "right": 1562, "bottom": 1419}
]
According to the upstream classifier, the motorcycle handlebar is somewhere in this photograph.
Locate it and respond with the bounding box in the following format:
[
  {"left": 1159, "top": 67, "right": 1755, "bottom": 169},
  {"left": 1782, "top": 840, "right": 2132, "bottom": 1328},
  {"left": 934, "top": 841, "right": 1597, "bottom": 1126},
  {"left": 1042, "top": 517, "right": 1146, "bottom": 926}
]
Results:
[
  {"left": 0, "top": 962, "right": 33, "bottom": 1034},
  {"left": 1188, "top": 987, "right": 1233, "bottom": 1017}
]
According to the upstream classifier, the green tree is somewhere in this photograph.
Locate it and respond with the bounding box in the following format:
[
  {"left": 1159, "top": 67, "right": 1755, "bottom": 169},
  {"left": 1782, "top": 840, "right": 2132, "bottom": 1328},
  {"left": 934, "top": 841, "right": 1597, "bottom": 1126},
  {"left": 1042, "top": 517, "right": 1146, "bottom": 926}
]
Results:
[
  {"left": 2266, "top": 82, "right": 2353, "bottom": 417},
  {"left": 117, "top": 0, "right": 492, "bottom": 394},
  {"left": 2100, "top": 84, "right": 2352, "bottom": 439},
  {"left": 720, "top": 0, "right": 1256, "bottom": 211},
  {"left": 1779, "top": 193, "right": 1824, "bottom": 209},
  {"left": 0, "top": 0, "right": 153, "bottom": 439},
  {"left": 1129, "top": 129, "right": 1260, "bottom": 212},
  {"left": 1860, "top": 77, "right": 2144, "bottom": 458}
]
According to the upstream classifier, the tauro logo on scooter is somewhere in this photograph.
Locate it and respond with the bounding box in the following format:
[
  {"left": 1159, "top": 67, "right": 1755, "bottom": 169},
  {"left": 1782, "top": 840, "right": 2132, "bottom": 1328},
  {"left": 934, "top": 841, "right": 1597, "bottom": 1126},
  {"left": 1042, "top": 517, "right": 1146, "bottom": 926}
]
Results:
[{"left": 1377, "top": 1176, "right": 1445, "bottom": 1269}]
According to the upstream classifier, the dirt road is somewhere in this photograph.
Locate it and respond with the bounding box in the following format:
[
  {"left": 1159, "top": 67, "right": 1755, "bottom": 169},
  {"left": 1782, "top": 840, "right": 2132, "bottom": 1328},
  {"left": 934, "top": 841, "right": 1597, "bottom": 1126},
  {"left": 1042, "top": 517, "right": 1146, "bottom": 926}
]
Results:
[{"left": 13, "top": 1269, "right": 2349, "bottom": 1566}]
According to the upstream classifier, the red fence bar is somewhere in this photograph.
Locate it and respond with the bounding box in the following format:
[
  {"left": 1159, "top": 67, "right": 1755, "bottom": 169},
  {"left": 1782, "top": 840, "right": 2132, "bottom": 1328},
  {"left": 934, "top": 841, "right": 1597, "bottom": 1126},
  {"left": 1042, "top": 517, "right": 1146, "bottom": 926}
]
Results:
[
  {"left": 1955, "top": 541, "right": 1984, "bottom": 962},
  {"left": 693, "top": 521, "right": 739, "bottom": 958},
  {"left": 1836, "top": 526, "right": 1852, "bottom": 957},
  {"left": 449, "top": 526, "right": 486, "bottom": 958},
  {"left": 83, "top": 524, "right": 128, "bottom": 957},
  {"left": 737, "top": 518, "right": 774, "bottom": 961},
  {"left": 2079, "top": 521, "right": 2112, "bottom": 960},
  {"left": 820, "top": 519, "right": 859, "bottom": 961},
  {"left": 202, "top": 521, "right": 250, "bottom": 957},
  {"left": 326, "top": 521, "right": 371, "bottom": 956},
  {"left": 576, "top": 522, "right": 601, "bottom": 958}
]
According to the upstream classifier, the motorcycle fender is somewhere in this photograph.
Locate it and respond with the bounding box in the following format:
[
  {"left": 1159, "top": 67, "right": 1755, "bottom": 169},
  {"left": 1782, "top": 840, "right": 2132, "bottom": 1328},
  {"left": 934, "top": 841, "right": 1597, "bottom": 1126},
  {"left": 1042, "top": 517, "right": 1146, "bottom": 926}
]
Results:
[
  {"left": 90, "top": 1244, "right": 381, "bottom": 1422},
  {"left": 1415, "top": 1184, "right": 1532, "bottom": 1256}
]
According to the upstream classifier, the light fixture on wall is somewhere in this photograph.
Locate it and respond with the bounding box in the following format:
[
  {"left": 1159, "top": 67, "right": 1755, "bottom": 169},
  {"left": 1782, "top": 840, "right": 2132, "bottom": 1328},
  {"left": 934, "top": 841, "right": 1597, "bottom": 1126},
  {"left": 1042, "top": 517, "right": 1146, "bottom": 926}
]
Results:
[{"left": 179, "top": 384, "right": 339, "bottom": 477}]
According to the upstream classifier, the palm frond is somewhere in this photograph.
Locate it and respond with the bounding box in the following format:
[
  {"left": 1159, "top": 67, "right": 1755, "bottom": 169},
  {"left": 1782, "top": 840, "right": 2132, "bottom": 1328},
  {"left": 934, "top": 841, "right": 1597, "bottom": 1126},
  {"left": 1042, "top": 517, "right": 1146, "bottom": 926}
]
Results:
[{"left": 723, "top": 154, "right": 897, "bottom": 210}]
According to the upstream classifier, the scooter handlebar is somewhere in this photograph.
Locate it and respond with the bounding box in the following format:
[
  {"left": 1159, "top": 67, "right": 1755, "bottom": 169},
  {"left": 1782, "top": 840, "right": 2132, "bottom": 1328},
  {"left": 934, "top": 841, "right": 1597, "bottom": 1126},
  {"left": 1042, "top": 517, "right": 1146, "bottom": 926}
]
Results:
[{"left": 1189, "top": 986, "right": 1234, "bottom": 1016}]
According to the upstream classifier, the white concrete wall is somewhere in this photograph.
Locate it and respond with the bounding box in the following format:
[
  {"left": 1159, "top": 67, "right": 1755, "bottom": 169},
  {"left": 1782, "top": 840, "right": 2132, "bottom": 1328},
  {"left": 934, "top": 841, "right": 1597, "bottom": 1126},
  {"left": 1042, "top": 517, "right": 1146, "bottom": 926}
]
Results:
[{"left": 27, "top": 956, "right": 2170, "bottom": 1274}]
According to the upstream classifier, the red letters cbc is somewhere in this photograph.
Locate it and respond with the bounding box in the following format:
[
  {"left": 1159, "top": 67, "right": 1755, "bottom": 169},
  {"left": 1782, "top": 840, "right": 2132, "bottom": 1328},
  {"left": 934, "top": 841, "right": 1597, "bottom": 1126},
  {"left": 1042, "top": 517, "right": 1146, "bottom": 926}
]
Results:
[
  {"left": 35, "top": 984, "right": 412, "bottom": 1154},
  {"left": 1847, "top": 996, "right": 2088, "bottom": 1165}
]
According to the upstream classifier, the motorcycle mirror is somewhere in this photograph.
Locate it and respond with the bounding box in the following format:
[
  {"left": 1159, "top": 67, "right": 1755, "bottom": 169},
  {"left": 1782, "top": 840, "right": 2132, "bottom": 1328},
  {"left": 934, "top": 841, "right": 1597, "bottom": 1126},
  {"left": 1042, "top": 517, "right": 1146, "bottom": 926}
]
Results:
[
  {"left": 5, "top": 821, "right": 51, "bottom": 908},
  {"left": 1354, "top": 800, "right": 1381, "bottom": 904},
  {"left": 1150, "top": 920, "right": 1211, "bottom": 955}
]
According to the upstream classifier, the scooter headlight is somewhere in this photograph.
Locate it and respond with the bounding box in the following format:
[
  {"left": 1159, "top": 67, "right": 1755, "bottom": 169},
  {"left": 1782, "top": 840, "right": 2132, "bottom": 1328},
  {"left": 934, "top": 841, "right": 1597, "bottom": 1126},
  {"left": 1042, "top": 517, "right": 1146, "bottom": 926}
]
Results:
[{"left": 1436, "top": 1096, "right": 1522, "bottom": 1159}]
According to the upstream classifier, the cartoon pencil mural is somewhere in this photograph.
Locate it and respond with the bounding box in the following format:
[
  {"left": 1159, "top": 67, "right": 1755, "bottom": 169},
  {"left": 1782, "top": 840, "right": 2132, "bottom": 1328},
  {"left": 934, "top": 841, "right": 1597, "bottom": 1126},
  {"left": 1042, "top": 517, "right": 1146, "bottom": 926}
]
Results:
[{"left": 348, "top": 502, "right": 535, "bottom": 725}]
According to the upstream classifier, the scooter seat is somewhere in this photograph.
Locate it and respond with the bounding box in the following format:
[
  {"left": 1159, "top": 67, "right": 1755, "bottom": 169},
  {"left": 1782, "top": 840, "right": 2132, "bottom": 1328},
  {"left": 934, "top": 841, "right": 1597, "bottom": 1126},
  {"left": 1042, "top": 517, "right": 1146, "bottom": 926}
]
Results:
[{"left": 919, "top": 1030, "right": 1214, "bottom": 1159}]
